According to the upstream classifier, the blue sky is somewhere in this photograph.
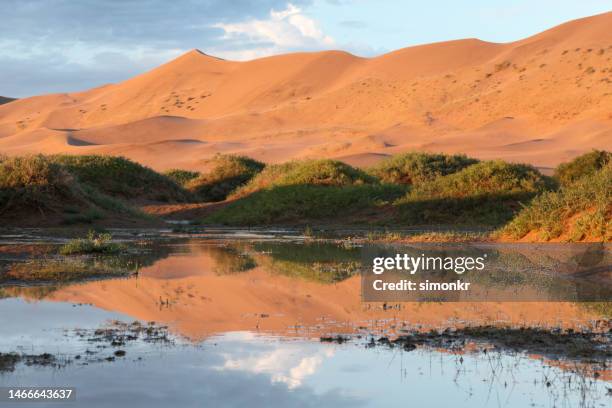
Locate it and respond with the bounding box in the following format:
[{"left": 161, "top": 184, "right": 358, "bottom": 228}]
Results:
[
  {"left": 311, "top": 0, "right": 611, "bottom": 54},
  {"left": 0, "top": 0, "right": 609, "bottom": 97}
]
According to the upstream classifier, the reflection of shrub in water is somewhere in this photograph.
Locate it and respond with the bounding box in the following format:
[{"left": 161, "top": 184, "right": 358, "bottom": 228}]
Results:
[
  {"left": 474, "top": 250, "right": 607, "bottom": 301},
  {"left": 208, "top": 246, "right": 257, "bottom": 275},
  {"left": 1, "top": 256, "right": 139, "bottom": 283},
  {"left": 486, "top": 250, "right": 609, "bottom": 301},
  {"left": 254, "top": 241, "right": 361, "bottom": 263},
  {"left": 1, "top": 239, "right": 187, "bottom": 289},
  {"left": 369, "top": 244, "right": 610, "bottom": 301},
  {"left": 580, "top": 302, "right": 612, "bottom": 318},
  {"left": 270, "top": 260, "right": 360, "bottom": 283},
  {"left": 128, "top": 239, "right": 191, "bottom": 269},
  {"left": 253, "top": 242, "right": 361, "bottom": 283},
  {"left": 0, "top": 285, "right": 60, "bottom": 300}
]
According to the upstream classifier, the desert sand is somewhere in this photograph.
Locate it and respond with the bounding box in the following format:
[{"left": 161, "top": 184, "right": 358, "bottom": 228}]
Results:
[{"left": 0, "top": 12, "right": 611, "bottom": 170}]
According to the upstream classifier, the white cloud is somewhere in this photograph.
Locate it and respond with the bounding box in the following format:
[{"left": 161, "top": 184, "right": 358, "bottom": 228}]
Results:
[
  {"left": 219, "top": 343, "right": 335, "bottom": 389},
  {"left": 211, "top": 3, "right": 335, "bottom": 60}
]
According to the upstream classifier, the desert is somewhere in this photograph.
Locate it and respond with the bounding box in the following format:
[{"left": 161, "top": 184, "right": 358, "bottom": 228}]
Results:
[
  {"left": 1, "top": 12, "right": 611, "bottom": 171},
  {"left": 0, "top": 6, "right": 610, "bottom": 408}
]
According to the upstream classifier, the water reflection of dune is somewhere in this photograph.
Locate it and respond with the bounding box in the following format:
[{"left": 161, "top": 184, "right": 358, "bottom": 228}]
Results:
[
  {"left": 6, "top": 239, "right": 609, "bottom": 387},
  {"left": 45, "top": 272, "right": 602, "bottom": 341},
  {"left": 138, "top": 244, "right": 255, "bottom": 279},
  {"left": 5, "top": 240, "right": 603, "bottom": 340}
]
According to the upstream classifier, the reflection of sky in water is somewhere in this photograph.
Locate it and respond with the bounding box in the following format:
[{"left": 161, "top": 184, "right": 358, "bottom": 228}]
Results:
[
  {"left": 0, "top": 298, "right": 609, "bottom": 408},
  {"left": 0, "top": 298, "right": 130, "bottom": 353},
  {"left": 217, "top": 332, "right": 335, "bottom": 389}
]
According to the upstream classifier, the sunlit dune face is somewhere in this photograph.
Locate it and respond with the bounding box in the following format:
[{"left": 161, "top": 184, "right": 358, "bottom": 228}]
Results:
[{"left": 1, "top": 13, "right": 611, "bottom": 170}]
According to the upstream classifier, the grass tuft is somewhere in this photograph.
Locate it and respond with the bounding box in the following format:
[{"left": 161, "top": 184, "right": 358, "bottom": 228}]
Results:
[{"left": 59, "top": 231, "right": 125, "bottom": 255}]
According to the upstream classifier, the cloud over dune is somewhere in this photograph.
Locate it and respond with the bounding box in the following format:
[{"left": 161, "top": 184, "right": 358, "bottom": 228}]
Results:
[
  {"left": 212, "top": 4, "right": 334, "bottom": 60},
  {"left": 0, "top": 0, "right": 313, "bottom": 96}
]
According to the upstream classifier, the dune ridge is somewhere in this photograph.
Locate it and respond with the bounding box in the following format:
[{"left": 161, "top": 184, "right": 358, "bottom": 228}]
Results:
[{"left": 0, "top": 12, "right": 611, "bottom": 170}]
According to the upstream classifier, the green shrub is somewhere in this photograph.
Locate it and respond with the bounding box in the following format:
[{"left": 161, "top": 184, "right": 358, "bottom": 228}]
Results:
[
  {"left": 395, "top": 160, "right": 554, "bottom": 226},
  {"left": 59, "top": 231, "right": 125, "bottom": 255},
  {"left": 368, "top": 152, "right": 478, "bottom": 185},
  {"left": 504, "top": 164, "right": 611, "bottom": 241},
  {"left": 164, "top": 169, "right": 200, "bottom": 186},
  {"left": 232, "top": 159, "right": 377, "bottom": 198},
  {"left": 0, "top": 155, "right": 150, "bottom": 224},
  {"left": 272, "top": 159, "right": 376, "bottom": 186},
  {"left": 206, "top": 184, "right": 405, "bottom": 225},
  {"left": 79, "top": 184, "right": 140, "bottom": 216},
  {"left": 231, "top": 161, "right": 300, "bottom": 197},
  {"left": 554, "top": 150, "right": 611, "bottom": 186},
  {"left": 0, "top": 155, "right": 79, "bottom": 213},
  {"left": 186, "top": 154, "right": 265, "bottom": 202},
  {"left": 52, "top": 155, "right": 189, "bottom": 202}
]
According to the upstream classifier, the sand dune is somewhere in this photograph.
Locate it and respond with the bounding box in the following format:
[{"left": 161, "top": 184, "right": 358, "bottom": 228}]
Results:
[{"left": 0, "top": 12, "right": 611, "bottom": 170}]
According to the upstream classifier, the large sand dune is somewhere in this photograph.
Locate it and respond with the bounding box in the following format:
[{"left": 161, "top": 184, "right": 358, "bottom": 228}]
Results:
[{"left": 1, "top": 12, "right": 611, "bottom": 170}]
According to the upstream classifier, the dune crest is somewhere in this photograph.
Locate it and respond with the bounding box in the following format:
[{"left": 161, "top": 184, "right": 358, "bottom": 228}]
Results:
[{"left": 0, "top": 12, "right": 611, "bottom": 169}]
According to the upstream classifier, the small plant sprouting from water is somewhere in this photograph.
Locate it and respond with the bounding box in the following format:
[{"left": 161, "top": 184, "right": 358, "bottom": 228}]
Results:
[{"left": 59, "top": 230, "right": 125, "bottom": 255}]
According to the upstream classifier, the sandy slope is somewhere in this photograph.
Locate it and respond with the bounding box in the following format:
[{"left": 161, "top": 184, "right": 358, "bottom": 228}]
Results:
[{"left": 0, "top": 12, "right": 611, "bottom": 170}]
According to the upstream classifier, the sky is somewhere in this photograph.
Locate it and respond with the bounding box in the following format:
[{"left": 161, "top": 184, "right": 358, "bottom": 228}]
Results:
[{"left": 0, "top": 0, "right": 609, "bottom": 97}]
